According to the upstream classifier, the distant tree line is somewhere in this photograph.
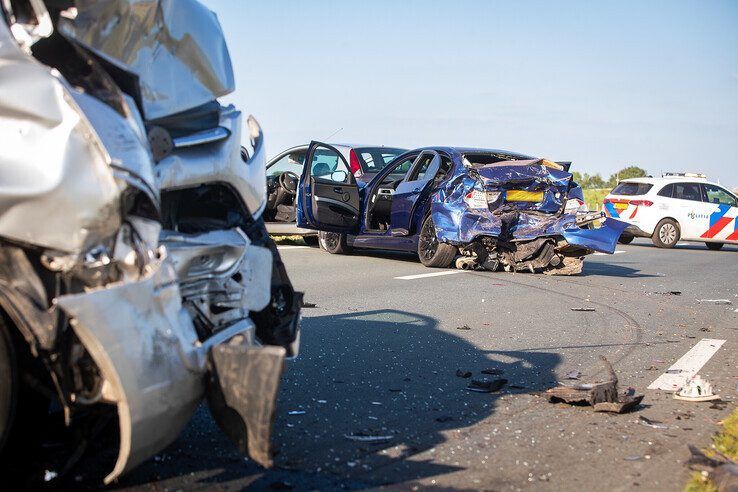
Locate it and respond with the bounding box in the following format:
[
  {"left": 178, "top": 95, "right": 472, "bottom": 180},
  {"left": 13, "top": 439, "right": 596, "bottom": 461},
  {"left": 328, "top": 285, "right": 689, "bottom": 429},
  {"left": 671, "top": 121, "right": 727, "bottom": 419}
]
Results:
[{"left": 572, "top": 166, "right": 648, "bottom": 189}]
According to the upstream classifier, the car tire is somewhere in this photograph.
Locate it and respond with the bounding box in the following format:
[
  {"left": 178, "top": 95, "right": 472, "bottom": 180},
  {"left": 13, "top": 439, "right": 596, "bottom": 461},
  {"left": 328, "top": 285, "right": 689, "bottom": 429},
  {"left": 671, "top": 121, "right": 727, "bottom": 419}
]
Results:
[
  {"left": 618, "top": 234, "right": 634, "bottom": 245},
  {"left": 705, "top": 242, "right": 724, "bottom": 251},
  {"left": 418, "top": 215, "right": 457, "bottom": 268},
  {"left": 652, "top": 218, "right": 680, "bottom": 248},
  {"left": 303, "top": 235, "right": 319, "bottom": 247},
  {"left": 0, "top": 316, "right": 17, "bottom": 455},
  {"left": 318, "top": 231, "right": 352, "bottom": 254}
]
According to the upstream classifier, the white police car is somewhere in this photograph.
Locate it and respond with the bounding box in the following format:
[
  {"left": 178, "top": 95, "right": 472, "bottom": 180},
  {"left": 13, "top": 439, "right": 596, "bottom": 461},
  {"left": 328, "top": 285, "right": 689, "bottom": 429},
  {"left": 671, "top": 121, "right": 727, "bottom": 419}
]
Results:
[{"left": 603, "top": 173, "right": 738, "bottom": 250}]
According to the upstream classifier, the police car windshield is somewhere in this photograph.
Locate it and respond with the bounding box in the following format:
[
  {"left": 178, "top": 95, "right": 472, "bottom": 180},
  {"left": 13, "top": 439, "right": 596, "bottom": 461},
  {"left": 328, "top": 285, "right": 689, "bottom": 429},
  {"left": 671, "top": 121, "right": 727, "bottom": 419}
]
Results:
[{"left": 611, "top": 182, "right": 653, "bottom": 196}]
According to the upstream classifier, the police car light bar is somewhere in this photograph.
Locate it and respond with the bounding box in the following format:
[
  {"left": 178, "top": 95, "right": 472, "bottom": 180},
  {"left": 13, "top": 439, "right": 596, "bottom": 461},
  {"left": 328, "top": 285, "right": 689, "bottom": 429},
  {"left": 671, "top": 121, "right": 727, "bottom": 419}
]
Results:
[{"left": 662, "top": 172, "right": 707, "bottom": 179}]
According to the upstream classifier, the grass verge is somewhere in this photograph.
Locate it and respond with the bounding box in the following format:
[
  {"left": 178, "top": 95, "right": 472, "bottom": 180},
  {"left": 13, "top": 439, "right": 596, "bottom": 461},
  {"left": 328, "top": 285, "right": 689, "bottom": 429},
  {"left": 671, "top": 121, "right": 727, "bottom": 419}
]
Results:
[{"left": 685, "top": 407, "right": 738, "bottom": 491}]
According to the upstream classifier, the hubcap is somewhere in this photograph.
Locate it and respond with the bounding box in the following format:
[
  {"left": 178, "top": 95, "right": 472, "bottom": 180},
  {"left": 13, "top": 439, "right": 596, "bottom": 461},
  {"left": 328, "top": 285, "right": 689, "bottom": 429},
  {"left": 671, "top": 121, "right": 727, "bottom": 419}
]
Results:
[
  {"left": 659, "top": 223, "right": 676, "bottom": 244},
  {"left": 324, "top": 232, "right": 339, "bottom": 250}
]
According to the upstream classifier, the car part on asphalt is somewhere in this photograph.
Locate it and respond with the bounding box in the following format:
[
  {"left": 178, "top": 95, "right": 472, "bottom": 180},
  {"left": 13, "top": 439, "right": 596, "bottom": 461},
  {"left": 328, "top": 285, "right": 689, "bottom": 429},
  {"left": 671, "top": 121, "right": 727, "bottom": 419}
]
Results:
[
  {"left": 674, "top": 375, "right": 721, "bottom": 402},
  {"left": 546, "top": 357, "right": 644, "bottom": 413},
  {"left": 0, "top": 0, "right": 300, "bottom": 485}
]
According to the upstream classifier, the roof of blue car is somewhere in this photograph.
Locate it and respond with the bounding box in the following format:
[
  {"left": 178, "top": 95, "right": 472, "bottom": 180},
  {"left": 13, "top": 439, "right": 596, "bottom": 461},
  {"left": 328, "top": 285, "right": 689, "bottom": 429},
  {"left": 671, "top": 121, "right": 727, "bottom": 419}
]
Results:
[{"left": 414, "top": 146, "right": 537, "bottom": 158}]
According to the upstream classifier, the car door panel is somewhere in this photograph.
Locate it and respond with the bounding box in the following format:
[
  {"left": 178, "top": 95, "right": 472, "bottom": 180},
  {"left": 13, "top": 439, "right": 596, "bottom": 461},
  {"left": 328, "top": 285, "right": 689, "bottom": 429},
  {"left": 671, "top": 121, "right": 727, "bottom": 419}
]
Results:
[
  {"left": 297, "top": 141, "right": 360, "bottom": 233},
  {"left": 700, "top": 184, "right": 738, "bottom": 242},
  {"left": 390, "top": 152, "right": 440, "bottom": 235}
]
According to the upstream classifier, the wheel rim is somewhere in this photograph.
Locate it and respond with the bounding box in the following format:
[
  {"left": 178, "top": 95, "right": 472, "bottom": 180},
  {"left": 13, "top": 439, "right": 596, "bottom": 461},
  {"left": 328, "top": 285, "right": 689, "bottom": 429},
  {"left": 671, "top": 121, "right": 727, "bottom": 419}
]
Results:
[
  {"left": 419, "top": 219, "right": 439, "bottom": 260},
  {"left": 324, "top": 233, "right": 339, "bottom": 250},
  {"left": 659, "top": 223, "right": 676, "bottom": 244}
]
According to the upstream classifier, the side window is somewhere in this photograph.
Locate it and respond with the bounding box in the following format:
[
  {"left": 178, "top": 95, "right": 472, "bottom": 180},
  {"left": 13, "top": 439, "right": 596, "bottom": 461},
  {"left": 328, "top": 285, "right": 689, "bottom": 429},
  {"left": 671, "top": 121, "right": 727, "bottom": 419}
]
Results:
[
  {"left": 387, "top": 157, "right": 415, "bottom": 178},
  {"left": 703, "top": 184, "right": 737, "bottom": 206},
  {"left": 408, "top": 153, "right": 435, "bottom": 181},
  {"left": 657, "top": 184, "right": 674, "bottom": 198},
  {"left": 672, "top": 182, "right": 702, "bottom": 202},
  {"left": 436, "top": 156, "right": 452, "bottom": 181},
  {"left": 268, "top": 151, "right": 305, "bottom": 177},
  {"left": 310, "top": 147, "right": 350, "bottom": 183}
]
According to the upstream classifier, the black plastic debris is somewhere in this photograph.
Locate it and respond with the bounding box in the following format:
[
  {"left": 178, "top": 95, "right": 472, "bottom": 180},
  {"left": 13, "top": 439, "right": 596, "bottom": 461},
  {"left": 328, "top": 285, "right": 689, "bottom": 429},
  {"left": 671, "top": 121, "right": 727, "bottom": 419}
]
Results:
[
  {"left": 456, "top": 324, "right": 472, "bottom": 330},
  {"left": 456, "top": 369, "right": 472, "bottom": 378},
  {"left": 301, "top": 301, "right": 317, "bottom": 308},
  {"left": 467, "top": 378, "right": 508, "bottom": 393},
  {"left": 546, "top": 356, "right": 644, "bottom": 413},
  {"left": 571, "top": 307, "right": 596, "bottom": 312}
]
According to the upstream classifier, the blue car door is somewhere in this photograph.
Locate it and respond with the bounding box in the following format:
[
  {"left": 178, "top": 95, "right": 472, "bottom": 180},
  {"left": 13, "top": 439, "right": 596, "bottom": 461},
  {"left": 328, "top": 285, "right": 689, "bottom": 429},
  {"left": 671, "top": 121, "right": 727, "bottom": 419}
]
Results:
[
  {"left": 389, "top": 151, "right": 441, "bottom": 236},
  {"left": 297, "top": 141, "right": 361, "bottom": 234}
]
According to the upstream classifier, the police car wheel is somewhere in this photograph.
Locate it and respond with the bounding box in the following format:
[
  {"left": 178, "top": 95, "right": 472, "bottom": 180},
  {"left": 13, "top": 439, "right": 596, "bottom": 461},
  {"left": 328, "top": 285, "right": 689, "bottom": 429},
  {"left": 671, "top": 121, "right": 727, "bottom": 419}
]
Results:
[
  {"left": 705, "top": 242, "right": 723, "bottom": 251},
  {"left": 618, "top": 234, "right": 634, "bottom": 245},
  {"left": 652, "top": 219, "right": 680, "bottom": 248}
]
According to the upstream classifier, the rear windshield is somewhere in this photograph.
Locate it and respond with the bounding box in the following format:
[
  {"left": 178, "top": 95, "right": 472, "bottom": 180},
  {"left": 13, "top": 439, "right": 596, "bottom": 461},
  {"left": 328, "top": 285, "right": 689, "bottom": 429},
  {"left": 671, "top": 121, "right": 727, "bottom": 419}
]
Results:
[
  {"left": 610, "top": 182, "right": 653, "bottom": 196},
  {"left": 355, "top": 147, "right": 407, "bottom": 173},
  {"left": 463, "top": 152, "right": 534, "bottom": 166}
]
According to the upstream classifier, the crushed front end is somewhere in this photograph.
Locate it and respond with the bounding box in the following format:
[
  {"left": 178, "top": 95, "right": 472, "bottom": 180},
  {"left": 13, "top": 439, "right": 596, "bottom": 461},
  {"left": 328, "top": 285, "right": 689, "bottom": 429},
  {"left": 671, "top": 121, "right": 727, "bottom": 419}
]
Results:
[{"left": 432, "top": 157, "right": 627, "bottom": 274}]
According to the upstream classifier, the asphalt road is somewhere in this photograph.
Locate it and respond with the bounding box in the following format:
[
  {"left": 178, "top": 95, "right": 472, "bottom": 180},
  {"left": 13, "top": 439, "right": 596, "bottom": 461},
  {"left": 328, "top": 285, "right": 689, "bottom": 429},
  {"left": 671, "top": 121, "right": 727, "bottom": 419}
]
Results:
[{"left": 115, "top": 239, "right": 737, "bottom": 491}]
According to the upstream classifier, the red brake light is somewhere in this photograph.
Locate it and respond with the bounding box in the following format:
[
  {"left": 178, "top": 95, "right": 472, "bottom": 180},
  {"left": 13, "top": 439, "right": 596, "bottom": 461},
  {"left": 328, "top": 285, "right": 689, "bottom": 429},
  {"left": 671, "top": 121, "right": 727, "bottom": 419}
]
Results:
[
  {"left": 349, "top": 149, "right": 362, "bottom": 176},
  {"left": 630, "top": 200, "right": 653, "bottom": 206}
]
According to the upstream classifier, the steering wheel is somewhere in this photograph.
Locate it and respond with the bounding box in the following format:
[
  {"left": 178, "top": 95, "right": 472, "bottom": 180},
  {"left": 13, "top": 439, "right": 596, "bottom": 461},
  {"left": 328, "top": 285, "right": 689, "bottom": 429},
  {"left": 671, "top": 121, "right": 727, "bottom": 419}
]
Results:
[{"left": 278, "top": 171, "right": 299, "bottom": 195}]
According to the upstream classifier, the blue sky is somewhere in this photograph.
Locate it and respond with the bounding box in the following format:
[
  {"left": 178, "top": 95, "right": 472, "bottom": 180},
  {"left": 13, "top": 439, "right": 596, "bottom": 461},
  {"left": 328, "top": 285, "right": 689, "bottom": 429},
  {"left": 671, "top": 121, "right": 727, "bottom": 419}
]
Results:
[{"left": 202, "top": 0, "right": 738, "bottom": 188}]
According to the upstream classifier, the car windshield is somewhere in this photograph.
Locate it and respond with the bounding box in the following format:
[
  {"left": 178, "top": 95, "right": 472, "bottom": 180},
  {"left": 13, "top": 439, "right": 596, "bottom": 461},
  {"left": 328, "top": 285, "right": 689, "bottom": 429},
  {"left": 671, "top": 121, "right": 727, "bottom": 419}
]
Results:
[
  {"left": 611, "top": 182, "right": 653, "bottom": 196},
  {"left": 354, "top": 147, "right": 407, "bottom": 173},
  {"left": 268, "top": 150, "right": 306, "bottom": 177}
]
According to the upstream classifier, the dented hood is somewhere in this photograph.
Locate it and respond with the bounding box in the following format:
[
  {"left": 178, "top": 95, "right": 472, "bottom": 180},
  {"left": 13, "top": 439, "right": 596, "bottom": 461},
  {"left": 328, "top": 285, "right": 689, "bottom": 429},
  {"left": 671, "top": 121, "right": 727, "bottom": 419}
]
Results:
[{"left": 59, "top": 0, "right": 235, "bottom": 120}]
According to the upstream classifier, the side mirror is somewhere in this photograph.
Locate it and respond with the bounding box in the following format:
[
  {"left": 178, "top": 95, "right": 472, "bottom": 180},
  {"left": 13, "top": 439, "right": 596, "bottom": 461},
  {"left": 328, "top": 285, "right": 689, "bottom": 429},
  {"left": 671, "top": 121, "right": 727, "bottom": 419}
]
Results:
[{"left": 331, "top": 170, "right": 348, "bottom": 182}]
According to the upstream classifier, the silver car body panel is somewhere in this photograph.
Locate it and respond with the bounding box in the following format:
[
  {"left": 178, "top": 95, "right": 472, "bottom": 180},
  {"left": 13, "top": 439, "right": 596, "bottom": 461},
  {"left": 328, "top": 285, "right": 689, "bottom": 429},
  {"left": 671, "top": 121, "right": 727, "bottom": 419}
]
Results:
[
  {"left": 0, "top": 21, "right": 124, "bottom": 253},
  {"left": 58, "top": 0, "right": 235, "bottom": 120},
  {"left": 155, "top": 107, "right": 267, "bottom": 220}
]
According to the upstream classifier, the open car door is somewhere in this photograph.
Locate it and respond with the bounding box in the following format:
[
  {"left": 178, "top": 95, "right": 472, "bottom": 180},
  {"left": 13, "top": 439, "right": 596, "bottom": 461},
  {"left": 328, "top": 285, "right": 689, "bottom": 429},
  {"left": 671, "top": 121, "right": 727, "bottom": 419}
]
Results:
[
  {"left": 297, "top": 141, "right": 361, "bottom": 233},
  {"left": 390, "top": 151, "right": 441, "bottom": 236}
]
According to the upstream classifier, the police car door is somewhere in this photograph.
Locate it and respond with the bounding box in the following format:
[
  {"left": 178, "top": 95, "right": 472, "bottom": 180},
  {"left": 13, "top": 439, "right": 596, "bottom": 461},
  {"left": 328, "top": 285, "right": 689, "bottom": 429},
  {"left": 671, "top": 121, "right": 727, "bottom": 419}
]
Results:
[
  {"left": 669, "top": 182, "right": 708, "bottom": 240},
  {"left": 699, "top": 183, "right": 738, "bottom": 243}
]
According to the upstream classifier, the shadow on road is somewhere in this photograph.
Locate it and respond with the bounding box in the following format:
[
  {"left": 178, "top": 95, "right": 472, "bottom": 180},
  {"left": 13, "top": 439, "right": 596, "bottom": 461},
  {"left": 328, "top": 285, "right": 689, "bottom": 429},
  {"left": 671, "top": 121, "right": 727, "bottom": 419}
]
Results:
[
  {"left": 580, "top": 261, "right": 661, "bottom": 278},
  {"left": 114, "top": 309, "right": 561, "bottom": 490}
]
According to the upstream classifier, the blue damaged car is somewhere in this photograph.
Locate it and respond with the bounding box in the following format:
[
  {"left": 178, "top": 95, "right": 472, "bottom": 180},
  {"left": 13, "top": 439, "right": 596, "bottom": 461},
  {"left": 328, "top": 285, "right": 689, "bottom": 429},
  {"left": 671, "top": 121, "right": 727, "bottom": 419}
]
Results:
[{"left": 297, "top": 141, "right": 627, "bottom": 274}]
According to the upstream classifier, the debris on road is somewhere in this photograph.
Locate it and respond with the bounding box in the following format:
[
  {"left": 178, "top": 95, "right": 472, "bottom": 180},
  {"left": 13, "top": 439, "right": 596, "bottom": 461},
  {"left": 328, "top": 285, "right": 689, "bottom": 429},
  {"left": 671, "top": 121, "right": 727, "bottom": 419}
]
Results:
[
  {"left": 288, "top": 410, "right": 306, "bottom": 415},
  {"left": 639, "top": 416, "right": 669, "bottom": 429},
  {"left": 467, "top": 378, "right": 508, "bottom": 393},
  {"left": 456, "top": 324, "right": 472, "bottom": 330},
  {"left": 571, "top": 307, "right": 596, "bottom": 312},
  {"left": 344, "top": 433, "right": 394, "bottom": 443},
  {"left": 546, "top": 357, "right": 644, "bottom": 413},
  {"left": 301, "top": 301, "right": 318, "bottom": 308},
  {"left": 565, "top": 370, "right": 582, "bottom": 380},
  {"left": 651, "top": 291, "right": 682, "bottom": 296},
  {"left": 697, "top": 299, "right": 733, "bottom": 305},
  {"left": 674, "top": 375, "right": 721, "bottom": 402},
  {"left": 456, "top": 369, "right": 472, "bottom": 378}
]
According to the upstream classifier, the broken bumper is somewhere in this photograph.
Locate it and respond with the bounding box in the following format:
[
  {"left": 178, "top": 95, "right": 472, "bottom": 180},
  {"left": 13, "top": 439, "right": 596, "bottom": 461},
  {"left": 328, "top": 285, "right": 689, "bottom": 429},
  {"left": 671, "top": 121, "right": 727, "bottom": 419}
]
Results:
[{"left": 56, "top": 252, "right": 296, "bottom": 483}]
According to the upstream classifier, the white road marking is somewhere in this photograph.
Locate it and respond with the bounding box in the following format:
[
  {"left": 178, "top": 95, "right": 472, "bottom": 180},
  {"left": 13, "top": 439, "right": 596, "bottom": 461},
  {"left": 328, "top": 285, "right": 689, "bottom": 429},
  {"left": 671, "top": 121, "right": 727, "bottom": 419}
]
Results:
[
  {"left": 647, "top": 338, "right": 726, "bottom": 391},
  {"left": 394, "top": 270, "right": 465, "bottom": 280},
  {"left": 592, "top": 250, "right": 626, "bottom": 256},
  {"left": 277, "top": 245, "right": 311, "bottom": 250}
]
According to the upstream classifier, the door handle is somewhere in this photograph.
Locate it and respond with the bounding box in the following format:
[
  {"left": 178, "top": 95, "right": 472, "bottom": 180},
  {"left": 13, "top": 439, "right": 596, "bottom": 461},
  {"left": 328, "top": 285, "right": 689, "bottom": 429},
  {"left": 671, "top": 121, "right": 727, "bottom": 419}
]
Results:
[{"left": 333, "top": 187, "right": 343, "bottom": 193}]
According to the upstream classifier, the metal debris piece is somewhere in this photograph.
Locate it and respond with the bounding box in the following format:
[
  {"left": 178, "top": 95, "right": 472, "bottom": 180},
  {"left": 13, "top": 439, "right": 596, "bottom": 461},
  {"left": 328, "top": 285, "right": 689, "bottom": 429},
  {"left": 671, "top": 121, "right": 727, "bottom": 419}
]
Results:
[
  {"left": 638, "top": 416, "right": 668, "bottom": 429},
  {"left": 571, "top": 307, "right": 596, "bottom": 312},
  {"left": 343, "top": 434, "right": 394, "bottom": 443},
  {"left": 565, "top": 370, "right": 582, "bottom": 380},
  {"left": 467, "top": 378, "right": 508, "bottom": 393},
  {"left": 546, "top": 356, "right": 643, "bottom": 414},
  {"left": 456, "top": 369, "right": 472, "bottom": 378}
]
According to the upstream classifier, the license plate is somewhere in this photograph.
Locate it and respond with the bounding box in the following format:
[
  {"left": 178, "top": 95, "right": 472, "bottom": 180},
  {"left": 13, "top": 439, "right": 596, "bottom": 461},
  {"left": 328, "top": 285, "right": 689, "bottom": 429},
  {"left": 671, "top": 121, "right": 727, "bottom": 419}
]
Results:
[{"left": 506, "top": 190, "right": 544, "bottom": 202}]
